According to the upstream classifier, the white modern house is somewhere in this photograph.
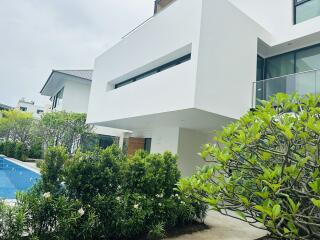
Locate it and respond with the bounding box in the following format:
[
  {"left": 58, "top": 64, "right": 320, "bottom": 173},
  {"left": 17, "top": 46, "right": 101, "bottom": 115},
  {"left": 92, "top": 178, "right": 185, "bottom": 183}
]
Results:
[
  {"left": 16, "top": 98, "right": 45, "bottom": 119},
  {"left": 87, "top": 0, "right": 320, "bottom": 175},
  {"left": 40, "top": 70, "right": 131, "bottom": 149}
]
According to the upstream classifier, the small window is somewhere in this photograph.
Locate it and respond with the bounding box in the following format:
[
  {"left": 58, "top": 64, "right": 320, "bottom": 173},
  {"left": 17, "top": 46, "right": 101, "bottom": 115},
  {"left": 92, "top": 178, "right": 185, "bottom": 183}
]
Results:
[
  {"left": 294, "top": 0, "right": 320, "bottom": 24},
  {"left": 144, "top": 138, "right": 152, "bottom": 153},
  {"left": 52, "top": 87, "right": 64, "bottom": 109},
  {"left": 37, "top": 109, "right": 44, "bottom": 114},
  {"left": 20, "top": 107, "right": 27, "bottom": 112},
  {"left": 115, "top": 53, "right": 191, "bottom": 89}
]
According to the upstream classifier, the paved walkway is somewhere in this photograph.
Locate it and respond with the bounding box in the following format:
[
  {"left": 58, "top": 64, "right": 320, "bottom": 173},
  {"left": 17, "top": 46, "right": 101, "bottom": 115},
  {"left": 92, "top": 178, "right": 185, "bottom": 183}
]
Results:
[{"left": 167, "top": 211, "right": 267, "bottom": 240}]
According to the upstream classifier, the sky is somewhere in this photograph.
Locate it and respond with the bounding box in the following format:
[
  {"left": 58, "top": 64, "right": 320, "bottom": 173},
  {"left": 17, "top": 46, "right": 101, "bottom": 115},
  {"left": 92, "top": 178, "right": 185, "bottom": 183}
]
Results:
[{"left": 0, "top": 0, "right": 154, "bottom": 107}]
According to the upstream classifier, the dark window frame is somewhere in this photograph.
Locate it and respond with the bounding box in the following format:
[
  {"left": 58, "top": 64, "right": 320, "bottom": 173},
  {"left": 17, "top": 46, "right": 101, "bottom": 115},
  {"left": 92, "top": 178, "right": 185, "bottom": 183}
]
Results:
[
  {"left": 293, "top": 0, "right": 319, "bottom": 24},
  {"left": 115, "top": 53, "right": 192, "bottom": 89}
]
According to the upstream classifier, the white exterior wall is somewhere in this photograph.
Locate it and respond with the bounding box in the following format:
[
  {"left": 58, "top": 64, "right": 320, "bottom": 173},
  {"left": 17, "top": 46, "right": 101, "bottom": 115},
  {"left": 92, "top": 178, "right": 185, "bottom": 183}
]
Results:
[
  {"left": 87, "top": 0, "right": 203, "bottom": 124},
  {"left": 194, "top": 0, "right": 272, "bottom": 120},
  {"left": 149, "top": 127, "right": 211, "bottom": 176},
  {"left": 62, "top": 80, "right": 91, "bottom": 114},
  {"left": 150, "top": 127, "right": 180, "bottom": 154},
  {"left": 177, "top": 128, "right": 210, "bottom": 176},
  {"left": 229, "top": 0, "right": 320, "bottom": 45}
]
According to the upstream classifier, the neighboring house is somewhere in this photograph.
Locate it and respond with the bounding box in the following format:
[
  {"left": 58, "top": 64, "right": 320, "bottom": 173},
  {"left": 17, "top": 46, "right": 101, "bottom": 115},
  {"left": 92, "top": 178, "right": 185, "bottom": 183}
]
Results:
[
  {"left": 16, "top": 98, "right": 44, "bottom": 119},
  {"left": 40, "top": 69, "right": 131, "bottom": 149},
  {"left": 0, "top": 103, "right": 13, "bottom": 111},
  {"left": 87, "top": 0, "right": 320, "bottom": 175}
]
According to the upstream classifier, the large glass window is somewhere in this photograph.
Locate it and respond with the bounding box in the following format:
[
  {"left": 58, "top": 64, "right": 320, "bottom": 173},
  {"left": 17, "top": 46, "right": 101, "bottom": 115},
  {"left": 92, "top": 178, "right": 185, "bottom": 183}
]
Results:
[
  {"left": 296, "top": 45, "right": 320, "bottom": 71},
  {"left": 295, "top": 0, "right": 320, "bottom": 24},
  {"left": 263, "top": 44, "right": 320, "bottom": 78},
  {"left": 256, "top": 44, "right": 320, "bottom": 102},
  {"left": 265, "top": 53, "right": 295, "bottom": 79}
]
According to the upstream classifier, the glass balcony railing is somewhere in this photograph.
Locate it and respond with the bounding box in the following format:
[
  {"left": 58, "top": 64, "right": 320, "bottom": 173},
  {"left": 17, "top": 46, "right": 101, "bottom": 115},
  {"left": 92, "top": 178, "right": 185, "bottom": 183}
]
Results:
[{"left": 252, "top": 69, "right": 320, "bottom": 107}]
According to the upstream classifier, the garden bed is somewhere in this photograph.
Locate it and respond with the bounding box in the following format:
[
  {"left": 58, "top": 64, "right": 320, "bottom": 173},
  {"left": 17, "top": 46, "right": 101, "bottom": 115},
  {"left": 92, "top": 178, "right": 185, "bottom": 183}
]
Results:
[{"left": 165, "top": 221, "right": 210, "bottom": 238}]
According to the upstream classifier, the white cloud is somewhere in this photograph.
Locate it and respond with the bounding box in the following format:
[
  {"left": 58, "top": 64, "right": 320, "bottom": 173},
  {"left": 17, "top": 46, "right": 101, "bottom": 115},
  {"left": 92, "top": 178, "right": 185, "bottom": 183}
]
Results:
[{"left": 0, "top": 0, "right": 154, "bottom": 106}]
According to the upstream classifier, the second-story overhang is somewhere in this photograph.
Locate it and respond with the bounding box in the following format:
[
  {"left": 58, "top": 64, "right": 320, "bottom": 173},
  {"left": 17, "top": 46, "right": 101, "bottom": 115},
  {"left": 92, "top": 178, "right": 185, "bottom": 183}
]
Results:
[{"left": 87, "top": 0, "right": 274, "bottom": 126}]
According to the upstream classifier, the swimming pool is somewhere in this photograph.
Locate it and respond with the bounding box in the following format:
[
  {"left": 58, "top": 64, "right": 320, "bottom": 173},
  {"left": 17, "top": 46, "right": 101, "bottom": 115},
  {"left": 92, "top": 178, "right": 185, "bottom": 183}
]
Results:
[{"left": 0, "top": 157, "right": 40, "bottom": 199}]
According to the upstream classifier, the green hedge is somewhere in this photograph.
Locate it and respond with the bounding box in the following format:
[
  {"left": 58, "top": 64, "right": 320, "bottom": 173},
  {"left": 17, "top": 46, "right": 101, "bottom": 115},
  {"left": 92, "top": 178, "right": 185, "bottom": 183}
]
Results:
[
  {"left": 4, "top": 145, "right": 207, "bottom": 240},
  {"left": 0, "top": 141, "right": 43, "bottom": 161}
]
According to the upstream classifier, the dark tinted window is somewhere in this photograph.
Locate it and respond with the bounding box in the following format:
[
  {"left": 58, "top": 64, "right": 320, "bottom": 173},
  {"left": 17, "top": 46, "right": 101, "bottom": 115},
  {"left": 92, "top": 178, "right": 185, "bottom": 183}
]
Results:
[
  {"left": 265, "top": 53, "right": 295, "bottom": 78},
  {"left": 115, "top": 54, "right": 191, "bottom": 89}
]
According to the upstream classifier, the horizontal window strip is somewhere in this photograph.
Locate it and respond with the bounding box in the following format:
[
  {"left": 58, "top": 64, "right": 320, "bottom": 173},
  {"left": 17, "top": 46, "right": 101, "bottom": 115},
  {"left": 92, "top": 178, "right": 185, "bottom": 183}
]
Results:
[{"left": 115, "top": 53, "right": 191, "bottom": 89}]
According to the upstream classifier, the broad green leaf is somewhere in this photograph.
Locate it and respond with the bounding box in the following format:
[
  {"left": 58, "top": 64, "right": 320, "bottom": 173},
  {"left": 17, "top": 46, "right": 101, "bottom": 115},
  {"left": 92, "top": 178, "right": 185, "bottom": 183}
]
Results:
[
  {"left": 311, "top": 198, "right": 320, "bottom": 208},
  {"left": 272, "top": 204, "right": 281, "bottom": 220}
]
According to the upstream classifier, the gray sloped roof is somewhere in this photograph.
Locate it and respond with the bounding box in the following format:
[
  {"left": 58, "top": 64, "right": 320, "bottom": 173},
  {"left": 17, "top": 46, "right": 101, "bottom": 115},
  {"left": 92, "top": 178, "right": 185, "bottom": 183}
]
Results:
[
  {"left": 40, "top": 69, "right": 93, "bottom": 95},
  {"left": 55, "top": 70, "right": 93, "bottom": 80},
  {"left": 0, "top": 103, "right": 13, "bottom": 110}
]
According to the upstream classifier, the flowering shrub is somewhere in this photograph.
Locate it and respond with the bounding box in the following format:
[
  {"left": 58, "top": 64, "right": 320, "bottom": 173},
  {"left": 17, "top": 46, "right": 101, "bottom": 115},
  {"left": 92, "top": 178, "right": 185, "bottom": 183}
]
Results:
[
  {"left": 4, "top": 145, "right": 207, "bottom": 239},
  {"left": 62, "top": 147, "right": 206, "bottom": 239},
  {"left": 0, "top": 200, "right": 26, "bottom": 240}
]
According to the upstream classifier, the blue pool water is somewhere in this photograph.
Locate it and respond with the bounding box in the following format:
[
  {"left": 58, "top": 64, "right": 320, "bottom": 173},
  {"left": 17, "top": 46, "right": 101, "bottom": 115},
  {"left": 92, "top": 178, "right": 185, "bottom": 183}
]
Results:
[{"left": 0, "top": 157, "right": 40, "bottom": 199}]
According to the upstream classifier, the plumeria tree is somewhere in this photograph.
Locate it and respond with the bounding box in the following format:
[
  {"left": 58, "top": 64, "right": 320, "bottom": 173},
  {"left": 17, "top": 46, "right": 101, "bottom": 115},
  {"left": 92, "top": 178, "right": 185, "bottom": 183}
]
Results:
[
  {"left": 179, "top": 93, "right": 320, "bottom": 239},
  {"left": 37, "top": 111, "right": 94, "bottom": 155},
  {"left": 0, "top": 110, "right": 35, "bottom": 144}
]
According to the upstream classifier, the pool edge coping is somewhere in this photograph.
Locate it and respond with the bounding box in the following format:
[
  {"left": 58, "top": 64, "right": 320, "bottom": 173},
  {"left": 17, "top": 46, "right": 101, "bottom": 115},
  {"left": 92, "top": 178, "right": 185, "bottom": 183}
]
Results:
[{"left": 0, "top": 155, "right": 40, "bottom": 175}]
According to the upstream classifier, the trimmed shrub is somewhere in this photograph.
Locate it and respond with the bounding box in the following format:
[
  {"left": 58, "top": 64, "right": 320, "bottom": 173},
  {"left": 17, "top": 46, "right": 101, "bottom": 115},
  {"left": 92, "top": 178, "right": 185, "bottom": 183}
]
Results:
[
  {"left": 17, "top": 191, "right": 86, "bottom": 240},
  {"left": 1, "top": 145, "right": 207, "bottom": 239},
  {"left": 64, "top": 146, "right": 125, "bottom": 204},
  {"left": 41, "top": 146, "right": 68, "bottom": 193},
  {"left": 0, "top": 200, "right": 26, "bottom": 240},
  {"left": 62, "top": 146, "right": 206, "bottom": 239},
  {"left": 15, "top": 142, "right": 28, "bottom": 161},
  {"left": 28, "top": 140, "right": 43, "bottom": 159},
  {"left": 4, "top": 141, "right": 16, "bottom": 158},
  {"left": 179, "top": 93, "right": 320, "bottom": 239},
  {"left": 0, "top": 142, "right": 4, "bottom": 154}
]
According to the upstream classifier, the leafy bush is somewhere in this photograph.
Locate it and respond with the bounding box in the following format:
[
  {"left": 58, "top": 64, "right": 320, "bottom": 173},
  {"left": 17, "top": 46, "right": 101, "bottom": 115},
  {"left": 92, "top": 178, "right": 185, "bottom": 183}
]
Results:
[
  {"left": 3, "top": 141, "right": 16, "bottom": 158},
  {"left": 63, "top": 146, "right": 205, "bottom": 239},
  {"left": 17, "top": 191, "right": 86, "bottom": 240},
  {"left": 41, "top": 146, "right": 68, "bottom": 193},
  {"left": 125, "top": 150, "right": 180, "bottom": 197},
  {"left": 0, "top": 200, "right": 26, "bottom": 240},
  {"left": 64, "top": 146, "right": 125, "bottom": 203},
  {"left": 0, "top": 145, "right": 206, "bottom": 239},
  {"left": 15, "top": 142, "right": 28, "bottom": 161},
  {"left": 38, "top": 111, "right": 93, "bottom": 155},
  {"left": 0, "top": 142, "right": 4, "bottom": 154},
  {"left": 147, "top": 222, "right": 166, "bottom": 240},
  {"left": 179, "top": 93, "right": 320, "bottom": 239},
  {"left": 28, "top": 139, "right": 43, "bottom": 159}
]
